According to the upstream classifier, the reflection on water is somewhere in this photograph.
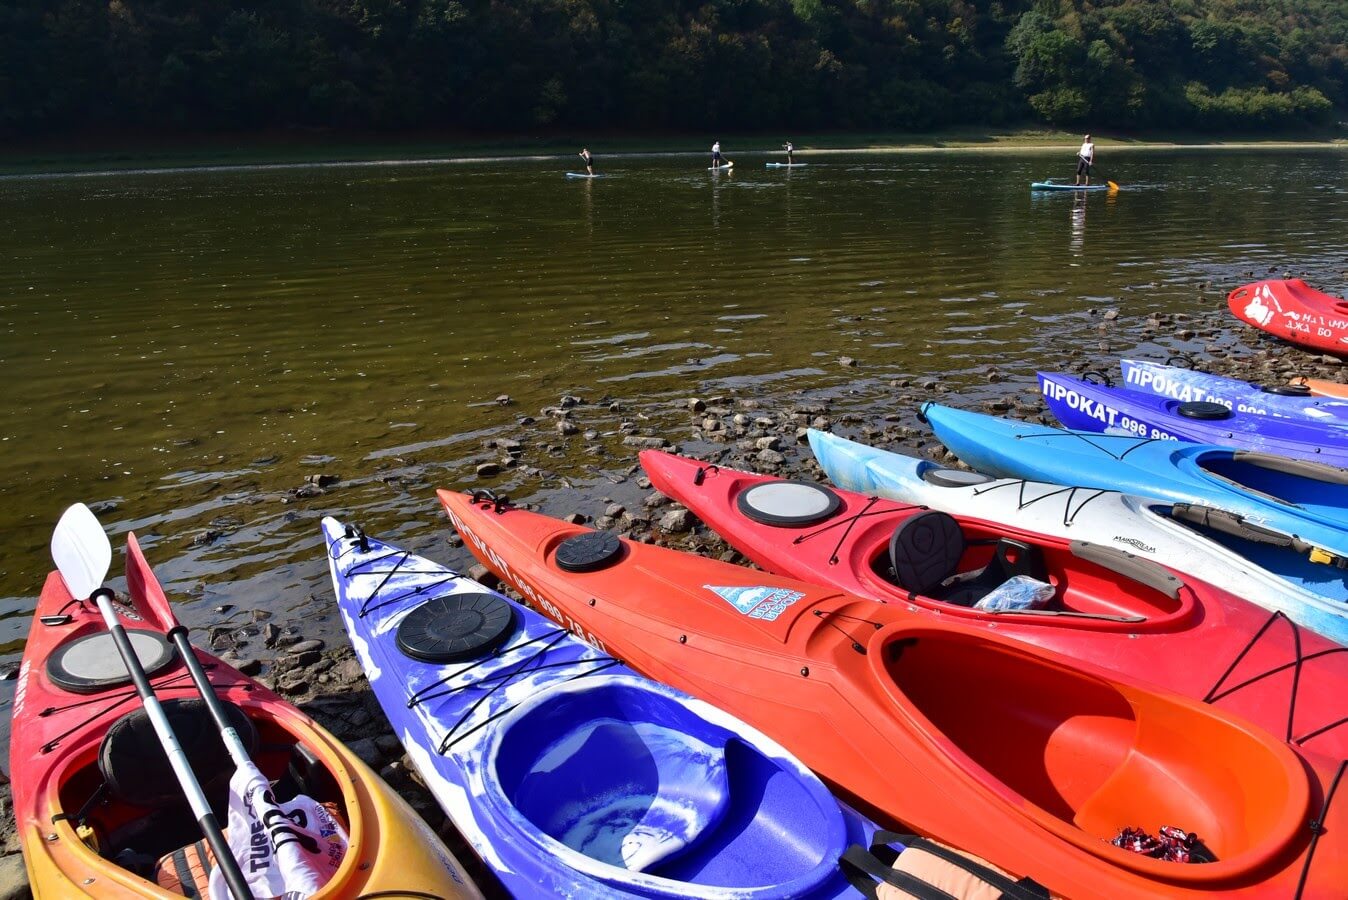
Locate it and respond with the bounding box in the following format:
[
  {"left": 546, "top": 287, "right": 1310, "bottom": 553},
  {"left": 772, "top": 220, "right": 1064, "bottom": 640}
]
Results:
[
  {"left": 2, "top": 149, "right": 1348, "bottom": 698},
  {"left": 1071, "top": 195, "right": 1087, "bottom": 256}
]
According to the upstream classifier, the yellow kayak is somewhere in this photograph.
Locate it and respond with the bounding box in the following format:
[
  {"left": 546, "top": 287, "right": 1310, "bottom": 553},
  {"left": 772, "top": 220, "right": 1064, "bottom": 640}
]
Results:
[{"left": 11, "top": 531, "right": 483, "bottom": 899}]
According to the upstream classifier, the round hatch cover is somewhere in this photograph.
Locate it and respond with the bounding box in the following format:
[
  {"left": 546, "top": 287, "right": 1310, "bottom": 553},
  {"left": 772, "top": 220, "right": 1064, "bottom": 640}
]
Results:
[
  {"left": 1177, "top": 401, "right": 1233, "bottom": 420},
  {"left": 736, "top": 481, "right": 842, "bottom": 527},
  {"left": 920, "top": 467, "right": 994, "bottom": 487},
  {"left": 47, "top": 629, "right": 175, "bottom": 694},
  {"left": 397, "top": 592, "right": 516, "bottom": 663},
  {"left": 1260, "top": 383, "right": 1312, "bottom": 396},
  {"left": 555, "top": 531, "right": 623, "bottom": 573}
]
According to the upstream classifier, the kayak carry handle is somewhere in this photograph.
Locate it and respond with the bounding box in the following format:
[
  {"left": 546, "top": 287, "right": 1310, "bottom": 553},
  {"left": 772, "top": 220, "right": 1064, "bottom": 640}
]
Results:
[
  {"left": 1069, "top": 540, "right": 1182, "bottom": 600},
  {"left": 1228, "top": 286, "right": 1250, "bottom": 303},
  {"left": 1081, "top": 370, "right": 1113, "bottom": 387},
  {"left": 1170, "top": 503, "right": 1312, "bottom": 553},
  {"left": 1232, "top": 450, "right": 1348, "bottom": 486}
]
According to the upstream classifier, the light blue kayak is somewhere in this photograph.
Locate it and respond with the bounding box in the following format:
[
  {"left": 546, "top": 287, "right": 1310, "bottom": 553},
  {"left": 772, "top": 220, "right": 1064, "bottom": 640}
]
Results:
[
  {"left": 1030, "top": 180, "right": 1110, "bottom": 191},
  {"left": 920, "top": 402, "right": 1348, "bottom": 583},
  {"left": 321, "top": 516, "right": 882, "bottom": 899},
  {"left": 1118, "top": 359, "right": 1348, "bottom": 424},
  {"left": 809, "top": 427, "right": 1348, "bottom": 645}
]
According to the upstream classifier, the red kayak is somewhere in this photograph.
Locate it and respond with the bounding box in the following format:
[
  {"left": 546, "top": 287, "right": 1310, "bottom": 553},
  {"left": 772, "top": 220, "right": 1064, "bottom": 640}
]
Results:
[
  {"left": 10, "top": 529, "right": 480, "bottom": 898},
  {"left": 442, "top": 489, "right": 1348, "bottom": 899},
  {"left": 1228, "top": 279, "right": 1348, "bottom": 355},
  {"left": 641, "top": 449, "right": 1348, "bottom": 763}
]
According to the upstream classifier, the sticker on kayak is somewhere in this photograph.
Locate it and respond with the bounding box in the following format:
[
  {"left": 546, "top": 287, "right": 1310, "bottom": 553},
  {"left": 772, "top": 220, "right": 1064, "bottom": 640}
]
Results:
[
  {"left": 704, "top": 585, "right": 805, "bottom": 621},
  {"left": 1244, "top": 284, "right": 1278, "bottom": 326}
]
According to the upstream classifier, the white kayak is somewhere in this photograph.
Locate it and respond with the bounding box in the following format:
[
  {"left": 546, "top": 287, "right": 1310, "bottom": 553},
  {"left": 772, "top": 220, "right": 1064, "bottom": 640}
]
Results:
[{"left": 809, "top": 428, "right": 1348, "bottom": 645}]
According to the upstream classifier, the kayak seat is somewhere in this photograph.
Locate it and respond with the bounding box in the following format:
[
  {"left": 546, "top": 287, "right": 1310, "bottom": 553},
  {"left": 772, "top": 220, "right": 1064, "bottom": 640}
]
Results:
[
  {"left": 888, "top": 511, "right": 1047, "bottom": 606},
  {"left": 99, "top": 698, "right": 258, "bottom": 810}
]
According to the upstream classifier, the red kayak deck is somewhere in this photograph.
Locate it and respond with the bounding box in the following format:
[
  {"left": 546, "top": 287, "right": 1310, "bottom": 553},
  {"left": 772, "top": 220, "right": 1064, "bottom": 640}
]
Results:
[
  {"left": 640, "top": 449, "right": 1348, "bottom": 763},
  {"left": 442, "top": 489, "right": 1348, "bottom": 899},
  {"left": 1229, "top": 279, "right": 1348, "bottom": 355}
]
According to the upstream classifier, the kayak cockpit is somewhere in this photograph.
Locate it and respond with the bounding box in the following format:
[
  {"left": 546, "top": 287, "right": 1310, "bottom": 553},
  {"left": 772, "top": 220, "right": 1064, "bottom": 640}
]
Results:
[
  {"left": 51, "top": 702, "right": 347, "bottom": 896},
  {"left": 861, "top": 510, "right": 1190, "bottom": 629},
  {"left": 1198, "top": 451, "right": 1348, "bottom": 513},
  {"left": 876, "top": 629, "right": 1311, "bottom": 881},
  {"left": 486, "top": 676, "right": 849, "bottom": 894}
]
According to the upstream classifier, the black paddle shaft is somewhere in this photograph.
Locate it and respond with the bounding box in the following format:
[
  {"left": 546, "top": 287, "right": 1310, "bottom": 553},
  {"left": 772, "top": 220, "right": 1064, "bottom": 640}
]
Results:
[{"left": 96, "top": 590, "right": 255, "bottom": 900}]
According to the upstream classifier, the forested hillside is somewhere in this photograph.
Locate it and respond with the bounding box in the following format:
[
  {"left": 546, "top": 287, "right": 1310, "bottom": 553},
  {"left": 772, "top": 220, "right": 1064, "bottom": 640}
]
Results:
[{"left": 1, "top": 0, "right": 1342, "bottom": 136}]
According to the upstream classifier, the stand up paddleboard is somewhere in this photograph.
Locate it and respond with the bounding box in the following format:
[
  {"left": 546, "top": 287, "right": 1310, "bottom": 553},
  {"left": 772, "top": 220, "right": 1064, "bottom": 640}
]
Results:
[
  {"left": 565, "top": 172, "right": 600, "bottom": 178},
  {"left": 708, "top": 162, "right": 734, "bottom": 171},
  {"left": 1031, "top": 181, "right": 1111, "bottom": 191},
  {"left": 766, "top": 163, "right": 807, "bottom": 168}
]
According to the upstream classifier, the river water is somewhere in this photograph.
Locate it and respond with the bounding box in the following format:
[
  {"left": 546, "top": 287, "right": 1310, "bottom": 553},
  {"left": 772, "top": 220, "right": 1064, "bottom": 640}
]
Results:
[{"left": 3, "top": 147, "right": 1348, "bottom": 741}]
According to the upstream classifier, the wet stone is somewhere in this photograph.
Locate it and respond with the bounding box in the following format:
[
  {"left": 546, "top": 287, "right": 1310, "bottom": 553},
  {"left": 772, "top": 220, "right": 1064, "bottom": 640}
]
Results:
[
  {"left": 475, "top": 462, "right": 501, "bottom": 478},
  {"left": 468, "top": 564, "right": 501, "bottom": 589}
]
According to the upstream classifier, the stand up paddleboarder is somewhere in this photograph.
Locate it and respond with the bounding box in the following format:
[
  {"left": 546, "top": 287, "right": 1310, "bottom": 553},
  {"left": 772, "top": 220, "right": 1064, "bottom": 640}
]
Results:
[
  {"left": 1074, "top": 134, "right": 1095, "bottom": 186},
  {"left": 783, "top": 141, "right": 794, "bottom": 165},
  {"left": 579, "top": 148, "right": 594, "bottom": 176},
  {"left": 711, "top": 141, "right": 730, "bottom": 169}
]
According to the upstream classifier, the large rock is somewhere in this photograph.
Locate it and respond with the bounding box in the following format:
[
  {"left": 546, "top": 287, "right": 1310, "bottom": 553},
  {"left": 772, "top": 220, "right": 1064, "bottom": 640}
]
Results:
[{"left": 658, "top": 508, "right": 693, "bottom": 534}]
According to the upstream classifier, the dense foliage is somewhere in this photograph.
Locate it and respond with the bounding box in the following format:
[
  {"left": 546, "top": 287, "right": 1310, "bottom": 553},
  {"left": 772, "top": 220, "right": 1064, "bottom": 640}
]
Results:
[{"left": 1, "top": 0, "right": 1342, "bottom": 136}]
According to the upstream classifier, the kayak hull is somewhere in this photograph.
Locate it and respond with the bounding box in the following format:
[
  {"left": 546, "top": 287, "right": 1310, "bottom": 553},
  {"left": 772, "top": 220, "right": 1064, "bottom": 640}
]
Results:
[
  {"left": 644, "top": 446, "right": 1348, "bottom": 759},
  {"left": 921, "top": 402, "right": 1348, "bottom": 608},
  {"left": 323, "top": 516, "right": 877, "bottom": 899},
  {"left": 1291, "top": 376, "right": 1348, "bottom": 399},
  {"left": 441, "top": 491, "right": 1348, "bottom": 899},
  {"left": 11, "top": 534, "right": 481, "bottom": 899},
  {"left": 1120, "top": 359, "right": 1348, "bottom": 424},
  {"left": 1229, "top": 279, "right": 1348, "bottom": 355},
  {"left": 1038, "top": 370, "right": 1348, "bottom": 466}
]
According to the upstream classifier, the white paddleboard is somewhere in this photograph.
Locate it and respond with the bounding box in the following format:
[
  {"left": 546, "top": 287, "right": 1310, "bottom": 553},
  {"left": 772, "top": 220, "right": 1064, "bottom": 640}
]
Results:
[
  {"left": 766, "top": 163, "right": 806, "bottom": 168},
  {"left": 565, "top": 172, "right": 600, "bottom": 178},
  {"left": 707, "top": 162, "right": 734, "bottom": 171}
]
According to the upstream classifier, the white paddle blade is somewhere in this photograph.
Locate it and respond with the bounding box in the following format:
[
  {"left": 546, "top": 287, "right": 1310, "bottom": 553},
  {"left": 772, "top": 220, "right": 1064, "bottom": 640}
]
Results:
[{"left": 52, "top": 503, "right": 112, "bottom": 599}]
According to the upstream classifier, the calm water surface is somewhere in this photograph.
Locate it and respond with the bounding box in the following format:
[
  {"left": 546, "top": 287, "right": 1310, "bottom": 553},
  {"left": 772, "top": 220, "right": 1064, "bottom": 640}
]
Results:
[{"left": 3, "top": 147, "right": 1348, "bottom": 745}]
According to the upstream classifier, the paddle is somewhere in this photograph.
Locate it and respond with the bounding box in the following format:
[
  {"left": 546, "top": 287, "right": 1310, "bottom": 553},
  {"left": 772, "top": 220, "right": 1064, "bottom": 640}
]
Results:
[{"left": 52, "top": 503, "right": 255, "bottom": 900}]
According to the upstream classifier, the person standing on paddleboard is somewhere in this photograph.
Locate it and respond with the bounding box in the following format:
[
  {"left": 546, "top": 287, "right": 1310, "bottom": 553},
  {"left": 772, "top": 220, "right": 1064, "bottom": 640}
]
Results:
[
  {"left": 783, "top": 141, "right": 794, "bottom": 165},
  {"left": 579, "top": 147, "right": 594, "bottom": 176},
  {"left": 1074, "top": 134, "right": 1095, "bottom": 186},
  {"left": 711, "top": 141, "right": 727, "bottom": 169}
]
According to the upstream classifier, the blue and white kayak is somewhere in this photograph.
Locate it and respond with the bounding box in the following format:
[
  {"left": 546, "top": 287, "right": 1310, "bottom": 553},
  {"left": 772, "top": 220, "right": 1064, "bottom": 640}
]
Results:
[
  {"left": 1030, "top": 181, "right": 1110, "bottom": 191},
  {"left": 809, "top": 428, "right": 1348, "bottom": 645},
  {"left": 321, "top": 517, "right": 881, "bottom": 899},
  {"left": 1038, "top": 371, "right": 1348, "bottom": 466},
  {"left": 921, "top": 401, "right": 1348, "bottom": 580},
  {"left": 1118, "top": 359, "right": 1348, "bottom": 424}
]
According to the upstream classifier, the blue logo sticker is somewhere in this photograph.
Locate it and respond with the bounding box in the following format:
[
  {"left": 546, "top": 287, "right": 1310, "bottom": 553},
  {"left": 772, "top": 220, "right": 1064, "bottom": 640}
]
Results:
[{"left": 704, "top": 585, "right": 804, "bottom": 622}]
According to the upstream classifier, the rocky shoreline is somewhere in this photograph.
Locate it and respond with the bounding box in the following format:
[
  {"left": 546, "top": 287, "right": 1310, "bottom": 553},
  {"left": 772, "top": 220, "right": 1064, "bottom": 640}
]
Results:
[{"left": 4, "top": 293, "right": 1346, "bottom": 899}]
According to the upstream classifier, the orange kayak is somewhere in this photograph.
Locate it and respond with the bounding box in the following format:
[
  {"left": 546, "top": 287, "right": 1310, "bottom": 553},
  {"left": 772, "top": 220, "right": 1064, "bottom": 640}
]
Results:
[
  {"left": 11, "top": 530, "right": 483, "bottom": 899},
  {"left": 442, "top": 489, "right": 1348, "bottom": 899},
  {"left": 1290, "top": 376, "right": 1348, "bottom": 399}
]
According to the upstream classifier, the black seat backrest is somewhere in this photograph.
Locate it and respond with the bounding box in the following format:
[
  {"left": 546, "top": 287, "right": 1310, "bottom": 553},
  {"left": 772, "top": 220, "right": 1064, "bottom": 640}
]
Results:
[
  {"left": 99, "top": 698, "right": 258, "bottom": 809},
  {"left": 888, "top": 511, "right": 966, "bottom": 595},
  {"left": 986, "top": 538, "right": 1047, "bottom": 583}
]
